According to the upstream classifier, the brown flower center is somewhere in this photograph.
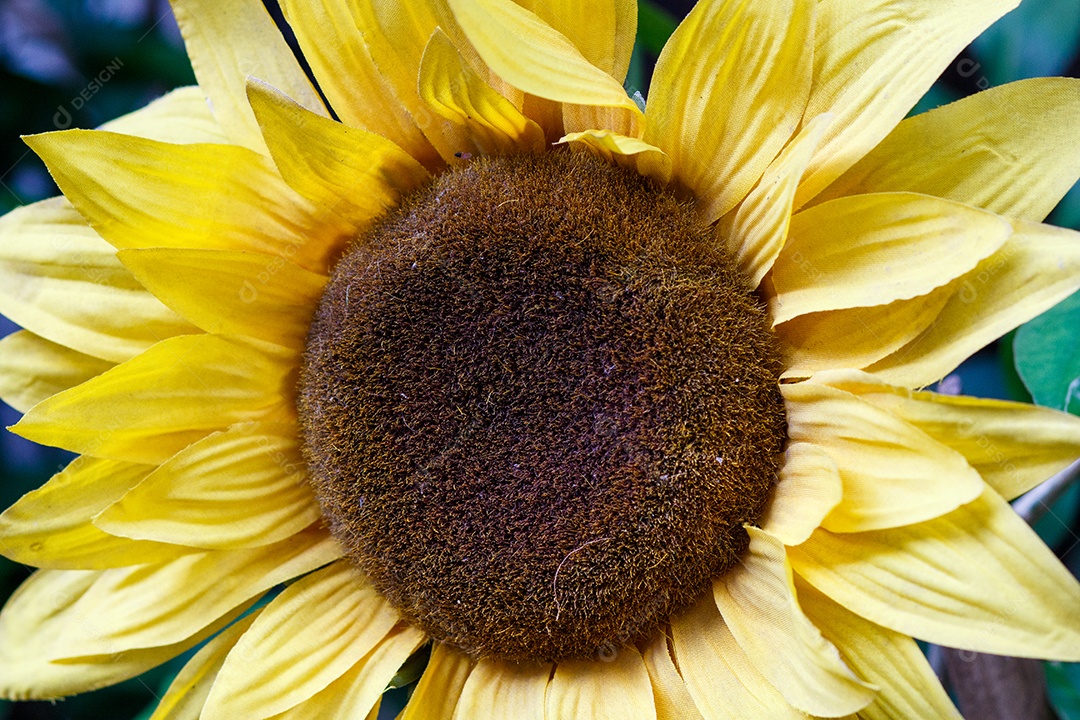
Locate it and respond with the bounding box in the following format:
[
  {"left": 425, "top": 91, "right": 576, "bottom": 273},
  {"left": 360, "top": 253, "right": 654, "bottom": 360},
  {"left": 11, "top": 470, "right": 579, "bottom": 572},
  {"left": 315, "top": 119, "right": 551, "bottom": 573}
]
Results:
[{"left": 298, "top": 151, "right": 787, "bottom": 662}]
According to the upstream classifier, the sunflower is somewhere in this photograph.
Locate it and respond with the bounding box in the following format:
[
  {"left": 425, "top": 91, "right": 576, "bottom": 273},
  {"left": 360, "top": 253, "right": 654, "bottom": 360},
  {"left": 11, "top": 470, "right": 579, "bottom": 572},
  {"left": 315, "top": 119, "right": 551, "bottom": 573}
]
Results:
[{"left": 2, "top": 0, "right": 1080, "bottom": 717}]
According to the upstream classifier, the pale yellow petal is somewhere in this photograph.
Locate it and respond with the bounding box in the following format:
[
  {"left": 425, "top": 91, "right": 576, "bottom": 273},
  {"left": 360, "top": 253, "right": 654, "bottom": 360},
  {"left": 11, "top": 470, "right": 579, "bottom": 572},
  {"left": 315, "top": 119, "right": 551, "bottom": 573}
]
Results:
[
  {"left": 796, "top": 576, "right": 962, "bottom": 720},
  {"left": 94, "top": 419, "right": 321, "bottom": 550},
  {"left": 452, "top": 657, "right": 551, "bottom": 720},
  {"left": 562, "top": 104, "right": 641, "bottom": 138},
  {"left": 168, "top": 0, "right": 326, "bottom": 154},
  {"left": 867, "top": 220, "right": 1080, "bottom": 387},
  {"left": 400, "top": 643, "right": 475, "bottom": 720},
  {"left": 815, "top": 78, "right": 1080, "bottom": 222},
  {"left": 203, "top": 560, "right": 399, "bottom": 720},
  {"left": 515, "top": 0, "right": 634, "bottom": 79},
  {"left": 644, "top": 0, "right": 813, "bottom": 224},
  {"left": 419, "top": 29, "right": 547, "bottom": 156},
  {"left": 24, "top": 130, "right": 353, "bottom": 275},
  {"left": 811, "top": 368, "right": 1080, "bottom": 500},
  {"left": 795, "top": 0, "right": 1020, "bottom": 207},
  {"left": 0, "top": 330, "right": 113, "bottom": 413},
  {"left": 557, "top": 130, "right": 672, "bottom": 184},
  {"left": 671, "top": 592, "right": 807, "bottom": 718},
  {"left": 720, "top": 113, "right": 830, "bottom": 289},
  {"left": 0, "top": 196, "right": 198, "bottom": 363},
  {"left": 761, "top": 442, "right": 842, "bottom": 546},
  {"left": 12, "top": 334, "right": 292, "bottom": 464},
  {"left": 546, "top": 646, "right": 657, "bottom": 720},
  {"left": 771, "top": 193, "right": 1011, "bottom": 324},
  {"left": 100, "top": 85, "right": 228, "bottom": 145},
  {"left": 714, "top": 527, "right": 873, "bottom": 716},
  {"left": 788, "top": 488, "right": 1080, "bottom": 661},
  {"left": 148, "top": 614, "right": 260, "bottom": 720},
  {"left": 781, "top": 380, "right": 984, "bottom": 532},
  {"left": 118, "top": 247, "right": 327, "bottom": 349},
  {"left": 641, "top": 631, "right": 705, "bottom": 720}
]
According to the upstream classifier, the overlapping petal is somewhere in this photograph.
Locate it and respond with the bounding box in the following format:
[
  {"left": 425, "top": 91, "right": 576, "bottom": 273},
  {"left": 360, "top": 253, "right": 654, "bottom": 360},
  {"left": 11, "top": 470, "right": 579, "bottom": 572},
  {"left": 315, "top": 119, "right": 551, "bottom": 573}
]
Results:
[
  {"left": 546, "top": 648, "right": 657, "bottom": 720},
  {"left": 400, "top": 643, "right": 474, "bottom": 720},
  {"left": 761, "top": 442, "right": 843, "bottom": 546},
  {"left": 452, "top": 657, "right": 551, "bottom": 720},
  {"left": 0, "top": 331, "right": 113, "bottom": 413},
  {"left": 641, "top": 632, "right": 705, "bottom": 720},
  {"left": 557, "top": 130, "right": 672, "bottom": 184}
]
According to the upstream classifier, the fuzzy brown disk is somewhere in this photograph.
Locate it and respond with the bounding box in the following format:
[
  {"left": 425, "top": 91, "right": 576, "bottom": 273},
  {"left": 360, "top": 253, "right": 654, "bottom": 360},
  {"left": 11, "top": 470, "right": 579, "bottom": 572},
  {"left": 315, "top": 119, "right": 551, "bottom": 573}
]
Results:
[{"left": 299, "top": 151, "right": 787, "bottom": 662}]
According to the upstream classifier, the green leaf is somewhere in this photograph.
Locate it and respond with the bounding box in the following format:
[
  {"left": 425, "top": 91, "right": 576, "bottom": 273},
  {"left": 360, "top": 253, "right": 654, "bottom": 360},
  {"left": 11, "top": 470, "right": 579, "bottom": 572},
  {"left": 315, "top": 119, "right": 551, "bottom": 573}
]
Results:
[
  {"left": 1014, "top": 289, "right": 1080, "bottom": 412},
  {"left": 637, "top": 0, "right": 679, "bottom": 57},
  {"left": 1046, "top": 661, "right": 1080, "bottom": 720}
]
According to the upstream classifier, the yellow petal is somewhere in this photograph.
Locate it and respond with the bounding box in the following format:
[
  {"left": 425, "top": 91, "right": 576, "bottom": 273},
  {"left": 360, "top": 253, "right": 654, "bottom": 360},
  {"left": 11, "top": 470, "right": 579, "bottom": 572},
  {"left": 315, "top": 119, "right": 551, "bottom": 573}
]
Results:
[
  {"left": 53, "top": 527, "right": 339, "bottom": 660},
  {"left": 270, "top": 625, "right": 427, "bottom": 720},
  {"left": 148, "top": 613, "right": 260, "bottom": 720},
  {"left": 447, "top": 0, "right": 643, "bottom": 119},
  {"left": 546, "top": 647, "right": 657, "bottom": 720},
  {"left": 761, "top": 442, "right": 843, "bottom": 546},
  {"left": 867, "top": 220, "right": 1080, "bottom": 387},
  {"left": 815, "top": 78, "right": 1080, "bottom": 222},
  {"left": 516, "top": 0, "right": 635, "bottom": 80},
  {"left": 118, "top": 247, "right": 327, "bottom": 349},
  {"left": 400, "top": 643, "right": 475, "bottom": 720},
  {"left": 13, "top": 334, "right": 292, "bottom": 464},
  {"left": 278, "top": 0, "right": 439, "bottom": 169},
  {"left": 0, "top": 570, "right": 237, "bottom": 701},
  {"left": 796, "top": 576, "right": 962, "bottom": 720},
  {"left": 714, "top": 527, "right": 873, "bottom": 716},
  {"left": 771, "top": 193, "right": 1012, "bottom": 324},
  {"left": 788, "top": 488, "right": 1080, "bottom": 661},
  {"left": 99, "top": 85, "right": 228, "bottom": 145},
  {"left": 247, "top": 80, "right": 431, "bottom": 229},
  {"left": 203, "top": 561, "right": 399, "bottom": 720},
  {"left": 719, "top": 113, "right": 830, "bottom": 289},
  {"left": 641, "top": 631, "right": 705, "bottom": 720},
  {"left": 562, "top": 103, "right": 641, "bottom": 138},
  {"left": 0, "top": 196, "right": 198, "bottom": 363},
  {"left": 781, "top": 380, "right": 985, "bottom": 532},
  {"left": 94, "top": 419, "right": 321, "bottom": 550},
  {"left": 168, "top": 0, "right": 327, "bottom": 154},
  {"left": 0, "top": 330, "right": 113, "bottom": 413},
  {"left": 643, "top": 0, "right": 813, "bottom": 223},
  {"left": 0, "top": 456, "right": 191, "bottom": 569},
  {"left": 671, "top": 592, "right": 806, "bottom": 718},
  {"left": 557, "top": 130, "right": 672, "bottom": 184},
  {"left": 419, "top": 29, "right": 547, "bottom": 156},
  {"left": 811, "top": 368, "right": 1080, "bottom": 500},
  {"left": 795, "top": 0, "right": 1020, "bottom": 207},
  {"left": 24, "top": 130, "right": 352, "bottom": 275},
  {"left": 452, "top": 657, "right": 551, "bottom": 720}
]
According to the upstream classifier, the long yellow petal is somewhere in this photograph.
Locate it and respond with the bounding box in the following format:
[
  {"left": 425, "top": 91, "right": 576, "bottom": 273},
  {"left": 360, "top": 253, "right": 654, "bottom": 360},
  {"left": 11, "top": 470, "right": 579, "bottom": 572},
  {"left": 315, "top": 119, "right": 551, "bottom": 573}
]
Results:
[
  {"left": 248, "top": 80, "right": 431, "bottom": 230},
  {"left": 419, "top": 29, "right": 547, "bottom": 156},
  {"left": 815, "top": 78, "right": 1080, "bottom": 222},
  {"left": 811, "top": 368, "right": 1080, "bottom": 500},
  {"left": 714, "top": 527, "right": 873, "bottom": 716},
  {"left": 148, "top": 614, "right": 260, "bottom": 720},
  {"left": 99, "top": 85, "right": 228, "bottom": 145},
  {"left": 782, "top": 380, "right": 984, "bottom": 532},
  {"left": 867, "top": 220, "right": 1080, "bottom": 387},
  {"left": 789, "top": 488, "right": 1080, "bottom": 661},
  {"left": 94, "top": 419, "right": 321, "bottom": 550},
  {"left": 118, "top": 248, "right": 327, "bottom": 350},
  {"left": 25, "top": 130, "right": 353, "bottom": 275},
  {"left": 641, "top": 631, "right": 705, "bottom": 720},
  {"left": 671, "top": 592, "right": 806, "bottom": 718},
  {"left": 771, "top": 193, "right": 1011, "bottom": 324},
  {"left": 0, "top": 196, "right": 198, "bottom": 363},
  {"left": 795, "top": 0, "right": 1020, "bottom": 207},
  {"left": 546, "top": 647, "right": 657, "bottom": 720},
  {"left": 796, "top": 576, "right": 962, "bottom": 720},
  {"left": 203, "top": 561, "right": 399, "bottom": 720},
  {"left": 277, "top": 0, "right": 439, "bottom": 168},
  {"left": 761, "top": 442, "right": 842, "bottom": 546},
  {"left": 0, "top": 331, "right": 113, "bottom": 413},
  {"left": 13, "top": 334, "right": 292, "bottom": 464},
  {"left": 447, "top": 0, "right": 643, "bottom": 119},
  {"left": 515, "top": 0, "right": 633, "bottom": 79},
  {"left": 452, "top": 657, "right": 551, "bottom": 720},
  {"left": 719, "top": 113, "right": 830, "bottom": 289},
  {"left": 644, "top": 0, "right": 813, "bottom": 224},
  {"left": 557, "top": 130, "right": 672, "bottom": 184},
  {"left": 400, "top": 643, "right": 475, "bottom": 720},
  {"left": 167, "top": 0, "right": 326, "bottom": 154},
  {"left": 0, "top": 456, "right": 191, "bottom": 570}
]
